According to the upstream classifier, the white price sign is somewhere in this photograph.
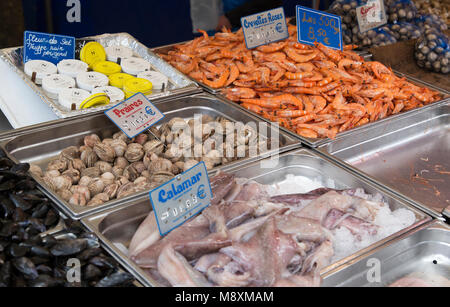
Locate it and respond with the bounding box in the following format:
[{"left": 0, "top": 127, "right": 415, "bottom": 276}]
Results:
[
  {"left": 356, "top": 0, "right": 387, "bottom": 33},
  {"left": 104, "top": 92, "right": 165, "bottom": 138}
]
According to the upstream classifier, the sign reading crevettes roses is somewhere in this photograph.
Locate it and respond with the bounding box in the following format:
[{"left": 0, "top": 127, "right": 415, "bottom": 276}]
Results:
[{"left": 104, "top": 92, "right": 165, "bottom": 138}]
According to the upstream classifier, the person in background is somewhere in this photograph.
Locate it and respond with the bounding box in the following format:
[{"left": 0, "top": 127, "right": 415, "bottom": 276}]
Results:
[{"left": 216, "top": 0, "right": 283, "bottom": 31}]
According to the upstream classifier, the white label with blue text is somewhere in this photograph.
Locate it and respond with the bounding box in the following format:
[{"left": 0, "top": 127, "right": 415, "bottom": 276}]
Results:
[
  {"left": 104, "top": 93, "right": 165, "bottom": 139},
  {"left": 149, "top": 162, "right": 213, "bottom": 236},
  {"left": 241, "top": 7, "right": 289, "bottom": 49}
]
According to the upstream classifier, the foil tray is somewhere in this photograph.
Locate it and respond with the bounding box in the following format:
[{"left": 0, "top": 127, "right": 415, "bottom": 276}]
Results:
[{"left": 0, "top": 33, "right": 200, "bottom": 118}]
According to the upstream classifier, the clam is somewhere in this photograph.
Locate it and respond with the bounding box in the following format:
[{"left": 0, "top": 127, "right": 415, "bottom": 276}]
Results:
[
  {"left": 44, "top": 170, "right": 60, "bottom": 178},
  {"left": 203, "top": 150, "right": 221, "bottom": 166},
  {"left": 70, "top": 185, "right": 91, "bottom": 201},
  {"left": 30, "top": 164, "right": 43, "bottom": 177},
  {"left": 79, "top": 176, "right": 92, "bottom": 187},
  {"left": 123, "top": 165, "right": 139, "bottom": 182},
  {"left": 102, "top": 138, "right": 114, "bottom": 146},
  {"left": 168, "top": 117, "right": 188, "bottom": 132},
  {"left": 114, "top": 156, "right": 129, "bottom": 169},
  {"left": 62, "top": 168, "right": 80, "bottom": 184},
  {"left": 50, "top": 175, "right": 72, "bottom": 191},
  {"left": 116, "top": 176, "right": 129, "bottom": 186},
  {"left": 131, "top": 161, "right": 146, "bottom": 174},
  {"left": 135, "top": 134, "right": 148, "bottom": 145},
  {"left": 143, "top": 140, "right": 164, "bottom": 155},
  {"left": 87, "top": 193, "right": 109, "bottom": 206},
  {"left": 110, "top": 139, "right": 127, "bottom": 157},
  {"left": 47, "top": 159, "right": 68, "bottom": 173},
  {"left": 100, "top": 172, "right": 115, "bottom": 186},
  {"left": 140, "top": 170, "right": 151, "bottom": 179},
  {"left": 124, "top": 143, "right": 144, "bottom": 163},
  {"left": 113, "top": 131, "right": 130, "bottom": 143},
  {"left": 88, "top": 178, "right": 105, "bottom": 197},
  {"left": 93, "top": 143, "right": 116, "bottom": 163},
  {"left": 84, "top": 134, "right": 101, "bottom": 147},
  {"left": 69, "top": 192, "right": 88, "bottom": 206},
  {"left": 147, "top": 126, "right": 161, "bottom": 139},
  {"left": 134, "top": 177, "right": 148, "bottom": 185},
  {"left": 81, "top": 148, "right": 98, "bottom": 168},
  {"left": 164, "top": 144, "right": 183, "bottom": 162},
  {"left": 59, "top": 146, "right": 80, "bottom": 160},
  {"left": 70, "top": 159, "right": 86, "bottom": 172},
  {"left": 151, "top": 171, "right": 174, "bottom": 185},
  {"left": 112, "top": 166, "right": 124, "bottom": 177},
  {"left": 104, "top": 183, "right": 119, "bottom": 199},
  {"left": 57, "top": 189, "right": 73, "bottom": 202},
  {"left": 81, "top": 166, "right": 101, "bottom": 178},
  {"left": 148, "top": 157, "right": 172, "bottom": 174},
  {"left": 95, "top": 161, "right": 113, "bottom": 174},
  {"left": 116, "top": 182, "right": 136, "bottom": 199}
]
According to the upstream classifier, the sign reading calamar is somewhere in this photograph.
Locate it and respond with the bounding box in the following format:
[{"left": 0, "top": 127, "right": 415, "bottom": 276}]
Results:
[
  {"left": 296, "top": 5, "right": 343, "bottom": 51},
  {"left": 241, "top": 7, "right": 289, "bottom": 49},
  {"left": 24, "top": 31, "right": 75, "bottom": 64},
  {"left": 149, "top": 162, "right": 213, "bottom": 236},
  {"left": 104, "top": 92, "right": 165, "bottom": 139}
]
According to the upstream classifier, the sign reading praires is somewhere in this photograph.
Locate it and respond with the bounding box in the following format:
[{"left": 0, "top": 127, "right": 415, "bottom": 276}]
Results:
[
  {"left": 149, "top": 162, "right": 213, "bottom": 236},
  {"left": 104, "top": 92, "right": 165, "bottom": 139}
]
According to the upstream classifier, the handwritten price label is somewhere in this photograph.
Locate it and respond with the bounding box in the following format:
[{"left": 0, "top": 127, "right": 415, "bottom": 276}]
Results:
[
  {"left": 296, "top": 5, "right": 342, "bottom": 51},
  {"left": 104, "top": 92, "right": 165, "bottom": 139},
  {"left": 241, "top": 7, "right": 289, "bottom": 49},
  {"left": 24, "top": 31, "right": 75, "bottom": 64},
  {"left": 150, "top": 162, "right": 213, "bottom": 236},
  {"left": 356, "top": 0, "right": 387, "bottom": 33}
]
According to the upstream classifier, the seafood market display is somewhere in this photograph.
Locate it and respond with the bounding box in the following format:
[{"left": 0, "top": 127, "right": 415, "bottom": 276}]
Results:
[
  {"left": 30, "top": 115, "right": 265, "bottom": 207},
  {"left": 159, "top": 25, "right": 442, "bottom": 139},
  {"left": 415, "top": 28, "right": 450, "bottom": 73},
  {"left": 128, "top": 172, "right": 416, "bottom": 287},
  {"left": 0, "top": 149, "right": 135, "bottom": 287},
  {"left": 413, "top": 0, "right": 450, "bottom": 26}
]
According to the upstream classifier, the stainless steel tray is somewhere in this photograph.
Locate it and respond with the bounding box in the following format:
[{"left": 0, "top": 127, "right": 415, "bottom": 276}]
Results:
[
  {"left": 318, "top": 99, "right": 450, "bottom": 219},
  {"left": 153, "top": 43, "right": 449, "bottom": 148},
  {"left": 82, "top": 148, "right": 430, "bottom": 287},
  {"left": 0, "top": 92, "right": 299, "bottom": 220},
  {"left": 322, "top": 220, "right": 450, "bottom": 287},
  {"left": 0, "top": 33, "right": 200, "bottom": 118}
]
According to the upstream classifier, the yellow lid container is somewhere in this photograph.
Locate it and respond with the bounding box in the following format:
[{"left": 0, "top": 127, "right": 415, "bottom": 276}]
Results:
[
  {"left": 123, "top": 77, "right": 153, "bottom": 98},
  {"left": 80, "top": 42, "right": 107, "bottom": 68},
  {"left": 93, "top": 61, "right": 122, "bottom": 76},
  {"left": 109, "top": 72, "right": 134, "bottom": 89},
  {"left": 79, "top": 93, "right": 111, "bottom": 109}
]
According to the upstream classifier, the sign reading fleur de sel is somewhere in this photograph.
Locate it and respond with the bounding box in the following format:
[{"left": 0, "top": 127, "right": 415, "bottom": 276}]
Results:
[
  {"left": 104, "top": 93, "right": 165, "bottom": 139},
  {"left": 24, "top": 31, "right": 75, "bottom": 64},
  {"left": 241, "top": 7, "right": 289, "bottom": 49},
  {"left": 150, "top": 162, "right": 213, "bottom": 236}
]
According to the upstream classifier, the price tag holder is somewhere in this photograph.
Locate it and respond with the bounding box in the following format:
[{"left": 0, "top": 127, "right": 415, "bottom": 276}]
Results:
[
  {"left": 241, "top": 7, "right": 289, "bottom": 49},
  {"left": 24, "top": 31, "right": 75, "bottom": 64},
  {"left": 296, "top": 5, "right": 343, "bottom": 51},
  {"left": 150, "top": 162, "right": 213, "bottom": 236},
  {"left": 104, "top": 92, "right": 165, "bottom": 139},
  {"left": 356, "top": 0, "right": 387, "bottom": 33}
]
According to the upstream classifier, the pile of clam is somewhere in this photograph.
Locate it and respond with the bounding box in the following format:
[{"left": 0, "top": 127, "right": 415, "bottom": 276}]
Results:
[{"left": 31, "top": 115, "right": 264, "bottom": 207}]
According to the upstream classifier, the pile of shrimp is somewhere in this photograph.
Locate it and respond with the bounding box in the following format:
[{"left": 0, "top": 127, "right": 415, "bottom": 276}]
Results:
[{"left": 159, "top": 24, "right": 442, "bottom": 139}]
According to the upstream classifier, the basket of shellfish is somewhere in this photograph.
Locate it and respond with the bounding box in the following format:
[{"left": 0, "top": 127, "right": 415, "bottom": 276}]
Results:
[{"left": 0, "top": 93, "right": 299, "bottom": 219}]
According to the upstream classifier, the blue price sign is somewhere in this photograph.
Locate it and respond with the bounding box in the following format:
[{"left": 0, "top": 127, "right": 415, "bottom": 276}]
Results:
[
  {"left": 24, "top": 31, "right": 75, "bottom": 64},
  {"left": 149, "top": 162, "right": 213, "bottom": 236},
  {"left": 296, "top": 6, "right": 343, "bottom": 51}
]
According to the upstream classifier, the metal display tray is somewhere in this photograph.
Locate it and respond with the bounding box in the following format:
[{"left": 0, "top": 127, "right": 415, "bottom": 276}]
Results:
[
  {"left": 318, "top": 100, "right": 450, "bottom": 219},
  {"left": 0, "top": 92, "right": 299, "bottom": 220},
  {"left": 152, "top": 43, "right": 449, "bottom": 148},
  {"left": 322, "top": 220, "right": 450, "bottom": 287},
  {"left": 82, "top": 148, "right": 431, "bottom": 287},
  {"left": 0, "top": 33, "right": 200, "bottom": 118}
]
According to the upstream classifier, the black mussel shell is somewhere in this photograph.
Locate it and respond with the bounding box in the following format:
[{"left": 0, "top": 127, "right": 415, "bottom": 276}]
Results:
[
  {"left": 12, "top": 257, "right": 38, "bottom": 280},
  {"left": 77, "top": 247, "right": 102, "bottom": 261},
  {"left": 44, "top": 210, "right": 58, "bottom": 227},
  {"left": 50, "top": 239, "right": 88, "bottom": 257},
  {"left": 89, "top": 256, "right": 116, "bottom": 269},
  {"left": 9, "top": 194, "right": 33, "bottom": 211},
  {"left": 10, "top": 163, "right": 30, "bottom": 176},
  {"left": 84, "top": 264, "right": 102, "bottom": 281},
  {"left": 95, "top": 271, "right": 134, "bottom": 287},
  {"left": 7, "top": 243, "right": 29, "bottom": 258},
  {"left": 31, "top": 203, "right": 49, "bottom": 219},
  {"left": 30, "top": 246, "right": 50, "bottom": 258},
  {"left": 0, "top": 261, "right": 12, "bottom": 287},
  {"left": 28, "top": 274, "right": 61, "bottom": 287}
]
